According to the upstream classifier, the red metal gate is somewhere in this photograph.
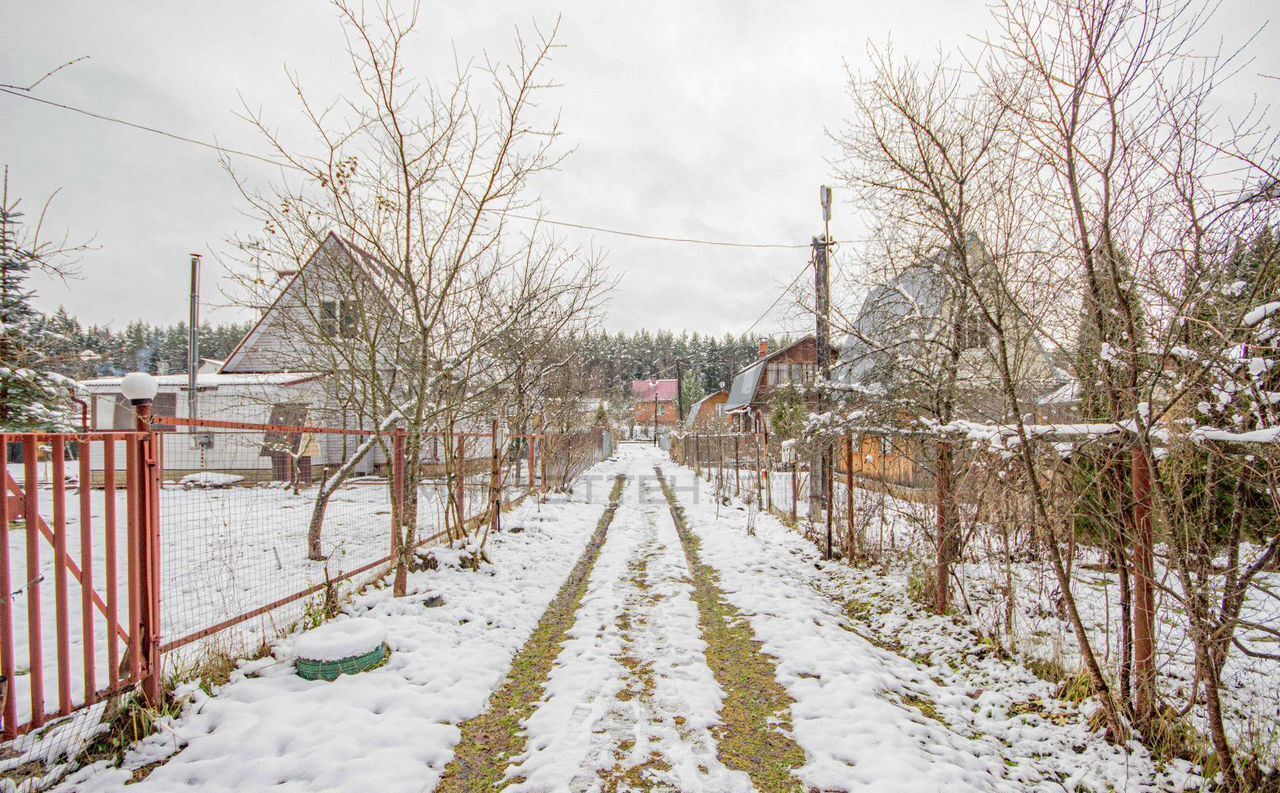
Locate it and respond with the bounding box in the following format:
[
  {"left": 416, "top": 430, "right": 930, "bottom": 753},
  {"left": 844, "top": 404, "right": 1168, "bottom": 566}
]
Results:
[{"left": 0, "top": 430, "right": 159, "bottom": 741}]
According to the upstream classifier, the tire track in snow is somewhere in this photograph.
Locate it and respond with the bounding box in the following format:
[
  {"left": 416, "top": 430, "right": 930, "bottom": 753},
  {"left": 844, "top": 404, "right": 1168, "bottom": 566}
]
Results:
[
  {"left": 592, "top": 475, "right": 751, "bottom": 792},
  {"left": 504, "top": 447, "right": 750, "bottom": 792}
]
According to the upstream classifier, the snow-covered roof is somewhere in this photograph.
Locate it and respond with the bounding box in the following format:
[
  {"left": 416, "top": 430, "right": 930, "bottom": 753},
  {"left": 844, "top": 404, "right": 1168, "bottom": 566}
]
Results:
[
  {"left": 220, "top": 232, "right": 392, "bottom": 374},
  {"left": 725, "top": 360, "right": 766, "bottom": 412},
  {"left": 632, "top": 379, "right": 679, "bottom": 402},
  {"left": 80, "top": 372, "right": 324, "bottom": 391},
  {"left": 833, "top": 254, "right": 1068, "bottom": 399},
  {"left": 1036, "top": 379, "right": 1080, "bottom": 406},
  {"left": 834, "top": 264, "right": 946, "bottom": 388}
]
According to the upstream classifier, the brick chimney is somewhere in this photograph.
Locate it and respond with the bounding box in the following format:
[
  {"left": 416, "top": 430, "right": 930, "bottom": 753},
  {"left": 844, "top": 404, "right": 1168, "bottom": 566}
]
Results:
[{"left": 758, "top": 340, "right": 769, "bottom": 358}]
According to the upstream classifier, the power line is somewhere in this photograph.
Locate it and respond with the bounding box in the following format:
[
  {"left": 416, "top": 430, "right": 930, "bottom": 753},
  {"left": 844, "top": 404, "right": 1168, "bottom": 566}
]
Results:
[
  {"left": 1, "top": 88, "right": 291, "bottom": 170},
  {"left": 501, "top": 212, "right": 809, "bottom": 250},
  {"left": 3, "top": 88, "right": 815, "bottom": 251},
  {"left": 743, "top": 260, "right": 812, "bottom": 337}
]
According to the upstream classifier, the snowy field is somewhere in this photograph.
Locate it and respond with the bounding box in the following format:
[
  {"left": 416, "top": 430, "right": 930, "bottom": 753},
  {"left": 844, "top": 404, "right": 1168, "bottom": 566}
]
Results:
[
  {"left": 53, "top": 457, "right": 622, "bottom": 792},
  {"left": 3, "top": 461, "right": 518, "bottom": 733}
]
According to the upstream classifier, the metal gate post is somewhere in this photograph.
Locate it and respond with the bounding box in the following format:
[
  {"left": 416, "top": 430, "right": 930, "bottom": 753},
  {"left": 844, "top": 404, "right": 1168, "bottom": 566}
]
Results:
[
  {"left": 734, "top": 435, "right": 741, "bottom": 496},
  {"left": 845, "top": 434, "right": 856, "bottom": 561},
  {"left": 490, "top": 419, "right": 501, "bottom": 535},
  {"left": 539, "top": 432, "right": 548, "bottom": 495},
  {"left": 763, "top": 428, "right": 772, "bottom": 513},
  {"left": 134, "top": 403, "right": 163, "bottom": 708},
  {"left": 791, "top": 460, "right": 798, "bottom": 524},
  {"left": 0, "top": 433, "right": 15, "bottom": 738},
  {"left": 527, "top": 436, "right": 536, "bottom": 493},
  {"left": 455, "top": 435, "right": 467, "bottom": 521},
  {"left": 23, "top": 437, "right": 43, "bottom": 728}
]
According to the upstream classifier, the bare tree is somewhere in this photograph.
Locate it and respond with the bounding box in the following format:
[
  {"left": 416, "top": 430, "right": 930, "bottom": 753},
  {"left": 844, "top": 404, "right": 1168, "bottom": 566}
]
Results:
[
  {"left": 226, "top": 2, "right": 608, "bottom": 587},
  {"left": 837, "top": 0, "right": 1279, "bottom": 777}
]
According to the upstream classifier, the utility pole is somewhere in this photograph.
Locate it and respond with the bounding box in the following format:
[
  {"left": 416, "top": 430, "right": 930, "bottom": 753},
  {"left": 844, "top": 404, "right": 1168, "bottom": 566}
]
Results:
[
  {"left": 813, "top": 186, "right": 834, "bottom": 558},
  {"left": 675, "top": 359, "right": 685, "bottom": 422},
  {"left": 187, "top": 253, "right": 201, "bottom": 427}
]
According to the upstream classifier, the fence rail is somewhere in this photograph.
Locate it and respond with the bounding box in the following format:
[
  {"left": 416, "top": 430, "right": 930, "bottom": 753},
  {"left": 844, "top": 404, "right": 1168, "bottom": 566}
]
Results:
[{"left": 1, "top": 417, "right": 611, "bottom": 759}]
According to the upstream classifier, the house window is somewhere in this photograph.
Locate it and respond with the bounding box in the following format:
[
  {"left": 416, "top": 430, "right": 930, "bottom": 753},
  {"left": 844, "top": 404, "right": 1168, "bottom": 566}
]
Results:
[
  {"left": 772, "top": 362, "right": 815, "bottom": 385},
  {"left": 111, "top": 392, "right": 177, "bottom": 432},
  {"left": 957, "top": 313, "right": 989, "bottom": 351},
  {"left": 320, "top": 300, "right": 359, "bottom": 339}
]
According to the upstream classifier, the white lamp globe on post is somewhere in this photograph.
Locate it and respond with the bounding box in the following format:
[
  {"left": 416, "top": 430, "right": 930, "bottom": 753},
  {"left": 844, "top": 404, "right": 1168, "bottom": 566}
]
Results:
[
  {"left": 120, "top": 372, "right": 160, "bottom": 431},
  {"left": 120, "top": 372, "right": 159, "bottom": 405}
]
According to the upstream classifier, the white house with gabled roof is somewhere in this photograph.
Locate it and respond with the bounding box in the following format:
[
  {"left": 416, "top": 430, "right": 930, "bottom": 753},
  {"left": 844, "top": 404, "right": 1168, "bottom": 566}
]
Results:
[{"left": 80, "top": 233, "right": 417, "bottom": 481}]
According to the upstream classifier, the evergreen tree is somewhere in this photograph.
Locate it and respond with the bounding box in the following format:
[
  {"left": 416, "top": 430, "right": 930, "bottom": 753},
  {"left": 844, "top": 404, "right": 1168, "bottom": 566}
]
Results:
[
  {"left": 0, "top": 201, "right": 76, "bottom": 430},
  {"left": 768, "top": 384, "right": 806, "bottom": 441}
]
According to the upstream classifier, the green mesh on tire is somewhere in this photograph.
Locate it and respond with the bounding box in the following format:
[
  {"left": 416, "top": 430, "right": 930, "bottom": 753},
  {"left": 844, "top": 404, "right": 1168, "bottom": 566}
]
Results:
[{"left": 296, "top": 642, "right": 389, "bottom": 681}]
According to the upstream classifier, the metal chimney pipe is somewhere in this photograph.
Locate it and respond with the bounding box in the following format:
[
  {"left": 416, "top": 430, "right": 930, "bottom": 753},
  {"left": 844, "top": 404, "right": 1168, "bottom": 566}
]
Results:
[{"left": 188, "top": 253, "right": 202, "bottom": 431}]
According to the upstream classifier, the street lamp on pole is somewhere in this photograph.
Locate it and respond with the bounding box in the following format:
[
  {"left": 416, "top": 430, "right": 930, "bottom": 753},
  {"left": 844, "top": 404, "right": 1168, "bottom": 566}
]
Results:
[
  {"left": 121, "top": 372, "right": 160, "bottom": 423},
  {"left": 650, "top": 379, "right": 658, "bottom": 447}
]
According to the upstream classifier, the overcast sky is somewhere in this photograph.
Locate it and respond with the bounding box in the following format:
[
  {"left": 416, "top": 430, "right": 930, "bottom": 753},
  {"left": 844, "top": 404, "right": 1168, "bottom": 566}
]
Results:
[{"left": 3, "top": 1, "right": 1277, "bottom": 338}]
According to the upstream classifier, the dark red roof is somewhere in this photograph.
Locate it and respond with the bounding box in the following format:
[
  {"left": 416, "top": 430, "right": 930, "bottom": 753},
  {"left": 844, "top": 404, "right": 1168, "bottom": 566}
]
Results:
[{"left": 632, "top": 379, "right": 679, "bottom": 401}]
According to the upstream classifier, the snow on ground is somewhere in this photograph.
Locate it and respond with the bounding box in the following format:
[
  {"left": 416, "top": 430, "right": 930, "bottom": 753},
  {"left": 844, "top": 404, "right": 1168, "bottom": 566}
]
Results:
[
  {"left": 506, "top": 447, "right": 749, "bottom": 792},
  {"left": 51, "top": 457, "right": 624, "bottom": 793},
  {"left": 3, "top": 467, "right": 513, "bottom": 732},
  {"left": 856, "top": 486, "right": 1280, "bottom": 770},
  {"left": 178, "top": 472, "right": 244, "bottom": 488},
  {"left": 752, "top": 461, "right": 1280, "bottom": 770},
  {"left": 659, "top": 449, "right": 1199, "bottom": 792}
]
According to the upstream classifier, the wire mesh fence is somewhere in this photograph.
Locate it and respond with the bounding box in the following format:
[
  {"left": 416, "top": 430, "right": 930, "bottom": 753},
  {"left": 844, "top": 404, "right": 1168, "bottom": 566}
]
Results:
[
  {"left": 671, "top": 429, "right": 938, "bottom": 552},
  {"left": 154, "top": 421, "right": 395, "bottom": 663},
  {"left": 2, "top": 416, "right": 613, "bottom": 783}
]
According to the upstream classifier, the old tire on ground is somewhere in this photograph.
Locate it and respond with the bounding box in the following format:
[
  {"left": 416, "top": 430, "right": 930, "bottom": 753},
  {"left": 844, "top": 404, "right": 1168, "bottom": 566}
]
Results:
[{"left": 294, "top": 618, "right": 389, "bottom": 681}]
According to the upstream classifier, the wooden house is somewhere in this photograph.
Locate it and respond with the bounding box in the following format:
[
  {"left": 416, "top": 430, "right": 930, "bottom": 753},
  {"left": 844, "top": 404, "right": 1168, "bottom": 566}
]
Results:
[
  {"left": 81, "top": 233, "right": 493, "bottom": 482},
  {"left": 633, "top": 379, "right": 680, "bottom": 432},
  {"left": 832, "top": 243, "right": 1069, "bottom": 488},
  {"left": 724, "top": 337, "right": 835, "bottom": 433},
  {"left": 685, "top": 389, "right": 729, "bottom": 432}
]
